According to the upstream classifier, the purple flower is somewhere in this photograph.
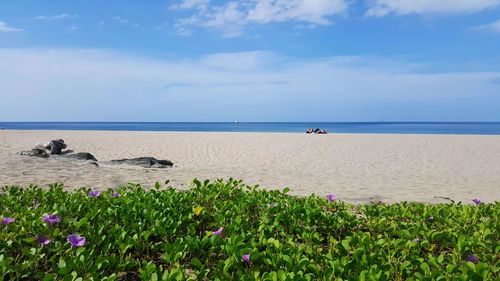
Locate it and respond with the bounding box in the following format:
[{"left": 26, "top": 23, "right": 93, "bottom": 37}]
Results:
[
  {"left": 213, "top": 227, "right": 224, "bottom": 237},
  {"left": 466, "top": 254, "right": 479, "bottom": 264},
  {"left": 326, "top": 194, "right": 337, "bottom": 202},
  {"left": 472, "top": 198, "right": 481, "bottom": 205},
  {"left": 111, "top": 192, "right": 121, "bottom": 198},
  {"left": 41, "top": 214, "right": 61, "bottom": 225},
  {"left": 67, "top": 234, "right": 86, "bottom": 247},
  {"left": 242, "top": 254, "right": 250, "bottom": 264},
  {"left": 36, "top": 235, "right": 51, "bottom": 245},
  {"left": 1, "top": 217, "right": 15, "bottom": 225},
  {"left": 88, "top": 191, "right": 101, "bottom": 197}
]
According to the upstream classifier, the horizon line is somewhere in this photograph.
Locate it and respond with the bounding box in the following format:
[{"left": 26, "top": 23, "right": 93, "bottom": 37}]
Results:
[{"left": 2, "top": 121, "right": 500, "bottom": 124}]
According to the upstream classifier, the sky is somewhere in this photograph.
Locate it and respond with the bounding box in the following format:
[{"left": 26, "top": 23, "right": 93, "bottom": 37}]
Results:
[{"left": 0, "top": 0, "right": 499, "bottom": 122}]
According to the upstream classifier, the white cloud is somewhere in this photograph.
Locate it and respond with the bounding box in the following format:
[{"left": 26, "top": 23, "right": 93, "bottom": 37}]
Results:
[
  {"left": 471, "top": 19, "right": 500, "bottom": 33},
  {"left": 294, "top": 23, "right": 317, "bottom": 30},
  {"left": 170, "top": 0, "right": 209, "bottom": 10},
  {"left": 366, "top": 0, "right": 500, "bottom": 17},
  {"left": 0, "top": 21, "right": 23, "bottom": 32},
  {"left": 113, "top": 16, "right": 129, "bottom": 24},
  {"left": 33, "top": 13, "right": 78, "bottom": 20},
  {"left": 172, "top": 16, "right": 200, "bottom": 35},
  {"left": 112, "top": 16, "right": 141, "bottom": 28},
  {"left": 199, "top": 51, "right": 276, "bottom": 70},
  {"left": 203, "top": 2, "right": 247, "bottom": 37},
  {"left": 0, "top": 48, "right": 499, "bottom": 121},
  {"left": 247, "top": 0, "right": 346, "bottom": 24},
  {"left": 172, "top": 0, "right": 347, "bottom": 37}
]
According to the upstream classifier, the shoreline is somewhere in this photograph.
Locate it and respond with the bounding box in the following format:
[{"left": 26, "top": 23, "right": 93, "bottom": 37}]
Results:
[
  {"left": 2, "top": 129, "right": 500, "bottom": 137},
  {"left": 1, "top": 130, "right": 500, "bottom": 203}
]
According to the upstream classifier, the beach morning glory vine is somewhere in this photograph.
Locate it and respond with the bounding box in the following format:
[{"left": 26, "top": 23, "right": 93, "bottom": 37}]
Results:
[
  {"left": 42, "top": 214, "right": 61, "bottom": 225},
  {"left": 67, "top": 234, "right": 86, "bottom": 247},
  {"left": 1, "top": 217, "right": 15, "bottom": 225}
]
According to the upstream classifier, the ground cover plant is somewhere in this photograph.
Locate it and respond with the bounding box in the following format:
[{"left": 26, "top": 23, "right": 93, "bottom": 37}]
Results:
[{"left": 0, "top": 179, "right": 498, "bottom": 280}]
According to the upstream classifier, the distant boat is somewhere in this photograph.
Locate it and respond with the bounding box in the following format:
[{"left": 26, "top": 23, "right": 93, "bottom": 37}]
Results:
[{"left": 233, "top": 120, "right": 239, "bottom": 124}]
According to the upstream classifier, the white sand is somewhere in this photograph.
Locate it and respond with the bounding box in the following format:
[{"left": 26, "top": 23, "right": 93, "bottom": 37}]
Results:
[{"left": 1, "top": 130, "right": 499, "bottom": 203}]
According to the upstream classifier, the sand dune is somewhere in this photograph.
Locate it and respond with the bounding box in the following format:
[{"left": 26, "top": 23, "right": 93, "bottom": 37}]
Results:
[{"left": 1, "top": 130, "right": 499, "bottom": 203}]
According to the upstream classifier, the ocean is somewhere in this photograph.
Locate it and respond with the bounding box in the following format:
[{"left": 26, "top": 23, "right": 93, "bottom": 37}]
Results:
[{"left": 1, "top": 122, "right": 500, "bottom": 135}]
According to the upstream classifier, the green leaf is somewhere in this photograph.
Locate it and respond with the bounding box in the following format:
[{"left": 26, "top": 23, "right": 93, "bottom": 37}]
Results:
[
  {"left": 191, "top": 258, "right": 202, "bottom": 270},
  {"left": 278, "top": 270, "right": 286, "bottom": 281},
  {"left": 43, "top": 274, "right": 57, "bottom": 281},
  {"left": 76, "top": 217, "right": 88, "bottom": 228},
  {"left": 420, "top": 262, "right": 430, "bottom": 274},
  {"left": 341, "top": 240, "right": 350, "bottom": 251},
  {"left": 400, "top": 261, "right": 412, "bottom": 271},
  {"left": 58, "top": 257, "right": 69, "bottom": 275}
]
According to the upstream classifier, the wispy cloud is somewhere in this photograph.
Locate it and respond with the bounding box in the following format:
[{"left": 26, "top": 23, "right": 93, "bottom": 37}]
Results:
[
  {"left": 0, "top": 21, "right": 23, "bottom": 32},
  {"left": 33, "top": 13, "right": 78, "bottom": 20},
  {"left": 172, "top": 16, "right": 199, "bottom": 36},
  {"left": 471, "top": 19, "right": 500, "bottom": 33},
  {"left": 0, "top": 48, "right": 499, "bottom": 121},
  {"left": 246, "top": 0, "right": 346, "bottom": 24},
  {"left": 112, "top": 16, "right": 141, "bottom": 28},
  {"left": 366, "top": 0, "right": 500, "bottom": 17},
  {"left": 171, "top": 0, "right": 347, "bottom": 37},
  {"left": 170, "top": 0, "right": 209, "bottom": 10},
  {"left": 113, "top": 16, "right": 129, "bottom": 24},
  {"left": 294, "top": 23, "right": 317, "bottom": 31}
]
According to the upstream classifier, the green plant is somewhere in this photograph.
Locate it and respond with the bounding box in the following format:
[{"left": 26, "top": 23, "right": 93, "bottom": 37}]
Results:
[{"left": 0, "top": 179, "right": 498, "bottom": 280}]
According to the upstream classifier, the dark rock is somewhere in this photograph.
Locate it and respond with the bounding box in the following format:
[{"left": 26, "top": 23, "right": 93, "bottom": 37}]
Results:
[
  {"left": 47, "top": 139, "right": 67, "bottom": 155},
  {"left": 109, "top": 157, "right": 173, "bottom": 168},
  {"left": 61, "top": 152, "right": 98, "bottom": 161},
  {"left": 20, "top": 148, "right": 50, "bottom": 158}
]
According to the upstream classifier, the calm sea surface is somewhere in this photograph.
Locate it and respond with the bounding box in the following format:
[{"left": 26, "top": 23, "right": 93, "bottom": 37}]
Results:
[{"left": 1, "top": 122, "right": 500, "bottom": 135}]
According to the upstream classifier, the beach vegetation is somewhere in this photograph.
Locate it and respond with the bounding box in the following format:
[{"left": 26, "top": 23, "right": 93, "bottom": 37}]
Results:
[{"left": 0, "top": 179, "right": 498, "bottom": 280}]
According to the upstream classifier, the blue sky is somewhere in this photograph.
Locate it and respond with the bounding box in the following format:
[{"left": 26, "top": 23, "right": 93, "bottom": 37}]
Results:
[{"left": 1, "top": 0, "right": 500, "bottom": 121}]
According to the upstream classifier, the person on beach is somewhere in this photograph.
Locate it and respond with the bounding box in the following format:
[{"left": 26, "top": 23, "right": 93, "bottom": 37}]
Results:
[{"left": 306, "top": 128, "right": 328, "bottom": 134}]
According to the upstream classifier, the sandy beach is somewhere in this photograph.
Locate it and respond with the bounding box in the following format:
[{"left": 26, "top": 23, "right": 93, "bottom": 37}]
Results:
[{"left": 1, "top": 130, "right": 499, "bottom": 203}]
